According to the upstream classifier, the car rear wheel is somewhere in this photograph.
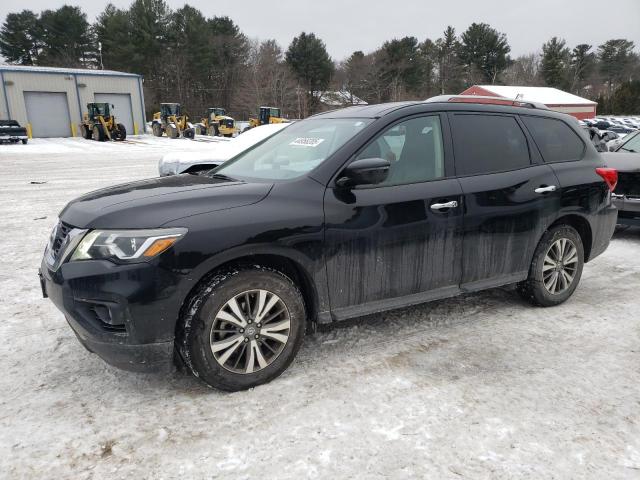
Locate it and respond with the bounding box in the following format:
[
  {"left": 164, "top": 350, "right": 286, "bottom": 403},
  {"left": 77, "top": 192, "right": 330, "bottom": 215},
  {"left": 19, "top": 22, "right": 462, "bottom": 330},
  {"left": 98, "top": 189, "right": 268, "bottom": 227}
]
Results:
[
  {"left": 518, "top": 225, "right": 584, "bottom": 307},
  {"left": 178, "top": 266, "right": 306, "bottom": 391}
]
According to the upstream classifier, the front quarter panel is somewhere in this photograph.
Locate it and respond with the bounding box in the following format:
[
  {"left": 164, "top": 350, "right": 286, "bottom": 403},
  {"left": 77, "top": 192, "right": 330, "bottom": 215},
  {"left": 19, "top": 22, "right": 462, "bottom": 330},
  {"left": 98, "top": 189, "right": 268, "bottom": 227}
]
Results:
[{"left": 161, "top": 177, "right": 329, "bottom": 319}]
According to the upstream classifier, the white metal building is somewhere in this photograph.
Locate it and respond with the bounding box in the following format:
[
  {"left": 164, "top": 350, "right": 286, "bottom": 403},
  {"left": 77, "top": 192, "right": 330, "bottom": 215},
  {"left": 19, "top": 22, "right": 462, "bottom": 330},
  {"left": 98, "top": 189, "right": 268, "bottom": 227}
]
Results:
[
  {"left": 0, "top": 65, "right": 146, "bottom": 138},
  {"left": 461, "top": 85, "right": 597, "bottom": 120}
]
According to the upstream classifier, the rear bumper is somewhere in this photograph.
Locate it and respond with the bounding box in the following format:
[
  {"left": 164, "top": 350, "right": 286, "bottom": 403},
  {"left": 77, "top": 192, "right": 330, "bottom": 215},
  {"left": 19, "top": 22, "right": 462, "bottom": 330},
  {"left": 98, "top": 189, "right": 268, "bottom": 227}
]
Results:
[
  {"left": 39, "top": 256, "right": 184, "bottom": 372},
  {"left": 613, "top": 195, "right": 640, "bottom": 226},
  {"left": 588, "top": 203, "right": 618, "bottom": 261},
  {"left": 0, "top": 134, "right": 27, "bottom": 141}
]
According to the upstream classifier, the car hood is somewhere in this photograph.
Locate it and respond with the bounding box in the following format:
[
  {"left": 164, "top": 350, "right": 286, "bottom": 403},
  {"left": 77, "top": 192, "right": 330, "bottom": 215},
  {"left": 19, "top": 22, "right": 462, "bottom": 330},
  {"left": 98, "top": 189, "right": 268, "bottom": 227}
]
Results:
[
  {"left": 602, "top": 152, "right": 640, "bottom": 173},
  {"left": 158, "top": 123, "right": 292, "bottom": 176},
  {"left": 60, "top": 174, "right": 273, "bottom": 229}
]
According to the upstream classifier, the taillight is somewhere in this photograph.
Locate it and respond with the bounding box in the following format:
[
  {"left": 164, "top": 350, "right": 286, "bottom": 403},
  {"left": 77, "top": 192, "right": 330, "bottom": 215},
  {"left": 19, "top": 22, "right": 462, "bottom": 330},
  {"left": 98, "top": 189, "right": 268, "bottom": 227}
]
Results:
[{"left": 595, "top": 167, "right": 618, "bottom": 191}]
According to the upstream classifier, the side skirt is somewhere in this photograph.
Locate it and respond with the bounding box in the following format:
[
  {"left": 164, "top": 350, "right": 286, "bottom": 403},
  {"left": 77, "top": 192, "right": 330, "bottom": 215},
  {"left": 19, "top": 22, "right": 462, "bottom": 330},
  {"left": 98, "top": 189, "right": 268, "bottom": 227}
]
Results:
[{"left": 321, "top": 271, "right": 528, "bottom": 324}]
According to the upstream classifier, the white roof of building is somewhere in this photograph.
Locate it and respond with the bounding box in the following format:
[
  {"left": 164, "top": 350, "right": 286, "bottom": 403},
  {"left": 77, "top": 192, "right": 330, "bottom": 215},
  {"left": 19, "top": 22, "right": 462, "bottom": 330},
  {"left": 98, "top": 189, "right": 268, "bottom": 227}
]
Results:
[
  {"left": 473, "top": 85, "right": 596, "bottom": 106},
  {"left": 0, "top": 64, "right": 141, "bottom": 77},
  {"left": 317, "top": 90, "right": 368, "bottom": 107}
]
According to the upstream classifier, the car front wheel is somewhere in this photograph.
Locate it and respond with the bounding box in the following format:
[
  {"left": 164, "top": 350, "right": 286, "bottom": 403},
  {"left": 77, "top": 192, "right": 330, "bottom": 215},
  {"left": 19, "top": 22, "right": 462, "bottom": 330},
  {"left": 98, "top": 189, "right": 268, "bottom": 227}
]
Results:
[
  {"left": 178, "top": 266, "right": 306, "bottom": 391},
  {"left": 518, "top": 225, "right": 584, "bottom": 307}
]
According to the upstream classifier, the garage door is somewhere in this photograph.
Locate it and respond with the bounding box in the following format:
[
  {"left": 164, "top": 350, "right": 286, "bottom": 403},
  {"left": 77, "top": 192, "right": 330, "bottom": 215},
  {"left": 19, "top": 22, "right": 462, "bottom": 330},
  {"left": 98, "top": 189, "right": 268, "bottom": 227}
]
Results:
[
  {"left": 24, "top": 92, "right": 71, "bottom": 138},
  {"left": 95, "top": 93, "right": 134, "bottom": 135}
]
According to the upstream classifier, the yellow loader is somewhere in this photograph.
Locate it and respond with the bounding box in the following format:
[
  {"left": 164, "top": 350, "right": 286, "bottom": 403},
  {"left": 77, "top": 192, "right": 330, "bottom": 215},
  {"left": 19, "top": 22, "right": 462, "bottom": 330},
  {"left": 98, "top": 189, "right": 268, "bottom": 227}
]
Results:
[{"left": 79, "top": 103, "right": 126, "bottom": 141}]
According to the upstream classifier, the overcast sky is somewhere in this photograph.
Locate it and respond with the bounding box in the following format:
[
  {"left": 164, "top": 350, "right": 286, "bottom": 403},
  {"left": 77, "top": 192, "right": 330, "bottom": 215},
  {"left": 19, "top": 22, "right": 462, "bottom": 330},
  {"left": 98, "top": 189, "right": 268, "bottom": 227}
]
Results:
[{"left": 2, "top": 0, "right": 639, "bottom": 61}]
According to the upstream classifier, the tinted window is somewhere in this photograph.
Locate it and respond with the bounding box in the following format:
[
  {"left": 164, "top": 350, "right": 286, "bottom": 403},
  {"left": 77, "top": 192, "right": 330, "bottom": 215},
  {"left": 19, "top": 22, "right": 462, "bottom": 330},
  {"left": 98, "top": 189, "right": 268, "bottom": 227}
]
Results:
[
  {"left": 522, "top": 116, "right": 585, "bottom": 162},
  {"left": 355, "top": 115, "right": 445, "bottom": 186},
  {"left": 451, "top": 114, "right": 531, "bottom": 176}
]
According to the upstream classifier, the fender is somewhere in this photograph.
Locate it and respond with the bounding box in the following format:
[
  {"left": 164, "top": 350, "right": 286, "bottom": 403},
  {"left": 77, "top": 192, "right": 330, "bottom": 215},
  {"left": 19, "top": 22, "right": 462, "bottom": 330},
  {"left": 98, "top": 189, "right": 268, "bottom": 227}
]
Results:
[{"left": 177, "top": 242, "right": 331, "bottom": 324}]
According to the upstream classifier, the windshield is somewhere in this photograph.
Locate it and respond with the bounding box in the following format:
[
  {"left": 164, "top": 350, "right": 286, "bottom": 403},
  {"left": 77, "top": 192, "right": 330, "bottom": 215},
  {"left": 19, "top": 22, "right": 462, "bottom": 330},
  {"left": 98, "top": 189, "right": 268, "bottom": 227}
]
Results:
[
  {"left": 90, "top": 104, "right": 108, "bottom": 116},
  {"left": 620, "top": 132, "right": 640, "bottom": 153},
  {"left": 213, "top": 118, "right": 372, "bottom": 181}
]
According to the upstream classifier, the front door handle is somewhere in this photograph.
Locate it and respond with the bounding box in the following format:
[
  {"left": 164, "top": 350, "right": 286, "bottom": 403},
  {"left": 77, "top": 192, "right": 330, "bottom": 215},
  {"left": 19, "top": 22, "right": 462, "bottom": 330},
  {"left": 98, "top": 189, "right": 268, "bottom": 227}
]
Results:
[
  {"left": 430, "top": 200, "right": 458, "bottom": 211},
  {"left": 534, "top": 185, "right": 557, "bottom": 194}
]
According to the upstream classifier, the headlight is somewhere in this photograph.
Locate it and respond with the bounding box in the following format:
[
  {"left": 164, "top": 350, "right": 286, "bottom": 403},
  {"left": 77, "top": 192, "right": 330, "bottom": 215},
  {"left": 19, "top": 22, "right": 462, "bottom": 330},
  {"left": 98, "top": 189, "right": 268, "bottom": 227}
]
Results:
[{"left": 71, "top": 228, "right": 187, "bottom": 262}]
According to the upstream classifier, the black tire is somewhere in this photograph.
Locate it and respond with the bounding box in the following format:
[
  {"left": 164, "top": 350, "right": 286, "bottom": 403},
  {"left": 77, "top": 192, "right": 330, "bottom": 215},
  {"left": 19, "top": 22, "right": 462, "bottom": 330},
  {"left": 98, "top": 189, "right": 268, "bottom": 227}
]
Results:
[
  {"left": 92, "top": 124, "right": 105, "bottom": 142},
  {"left": 112, "top": 123, "right": 127, "bottom": 141},
  {"left": 80, "top": 124, "right": 91, "bottom": 139},
  {"left": 167, "top": 124, "right": 178, "bottom": 139},
  {"left": 21, "top": 139, "right": 27, "bottom": 144},
  {"left": 518, "top": 225, "right": 584, "bottom": 307},
  {"left": 152, "top": 123, "right": 163, "bottom": 137},
  {"left": 177, "top": 266, "right": 306, "bottom": 391},
  {"left": 183, "top": 128, "right": 195, "bottom": 139},
  {"left": 116, "top": 123, "right": 127, "bottom": 141},
  {"left": 212, "top": 123, "right": 220, "bottom": 137}
]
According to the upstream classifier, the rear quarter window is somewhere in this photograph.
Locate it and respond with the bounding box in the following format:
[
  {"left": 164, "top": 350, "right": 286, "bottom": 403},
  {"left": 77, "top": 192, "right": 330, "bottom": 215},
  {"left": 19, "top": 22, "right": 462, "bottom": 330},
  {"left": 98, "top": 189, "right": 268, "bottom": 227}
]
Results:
[{"left": 521, "top": 116, "right": 585, "bottom": 162}]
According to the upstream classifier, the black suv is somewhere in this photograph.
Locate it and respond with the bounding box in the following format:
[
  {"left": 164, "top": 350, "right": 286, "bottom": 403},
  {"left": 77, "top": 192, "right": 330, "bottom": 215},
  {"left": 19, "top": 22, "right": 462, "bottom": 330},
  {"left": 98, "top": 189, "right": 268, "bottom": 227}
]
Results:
[{"left": 40, "top": 97, "right": 618, "bottom": 391}]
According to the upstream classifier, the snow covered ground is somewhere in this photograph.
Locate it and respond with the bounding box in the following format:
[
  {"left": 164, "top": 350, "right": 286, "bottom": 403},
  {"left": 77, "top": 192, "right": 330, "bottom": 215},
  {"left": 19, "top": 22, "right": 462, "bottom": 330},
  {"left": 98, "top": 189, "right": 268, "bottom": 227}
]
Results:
[{"left": 1, "top": 137, "right": 639, "bottom": 479}]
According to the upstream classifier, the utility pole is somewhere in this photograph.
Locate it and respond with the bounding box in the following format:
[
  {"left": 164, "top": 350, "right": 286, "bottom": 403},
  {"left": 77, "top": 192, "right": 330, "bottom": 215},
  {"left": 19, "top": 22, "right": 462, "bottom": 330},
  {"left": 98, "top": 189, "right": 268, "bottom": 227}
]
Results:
[{"left": 98, "top": 41, "right": 104, "bottom": 70}]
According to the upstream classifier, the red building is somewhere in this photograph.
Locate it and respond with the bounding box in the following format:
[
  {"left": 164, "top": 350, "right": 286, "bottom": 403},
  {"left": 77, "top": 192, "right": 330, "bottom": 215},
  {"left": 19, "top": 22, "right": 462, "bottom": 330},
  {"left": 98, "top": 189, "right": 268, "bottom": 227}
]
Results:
[{"left": 460, "top": 85, "right": 597, "bottom": 120}]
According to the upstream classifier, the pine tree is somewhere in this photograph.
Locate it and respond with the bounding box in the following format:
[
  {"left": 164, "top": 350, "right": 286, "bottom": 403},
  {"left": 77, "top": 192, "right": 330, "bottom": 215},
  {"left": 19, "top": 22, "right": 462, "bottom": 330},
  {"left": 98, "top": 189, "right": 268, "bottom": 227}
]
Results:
[
  {"left": 598, "top": 39, "right": 635, "bottom": 97},
  {"left": 569, "top": 44, "right": 595, "bottom": 93},
  {"left": 0, "top": 10, "right": 40, "bottom": 65},
  {"left": 286, "top": 32, "right": 333, "bottom": 116},
  {"left": 458, "top": 23, "right": 510, "bottom": 84},
  {"left": 94, "top": 4, "right": 134, "bottom": 72},
  {"left": 541, "top": 37, "right": 571, "bottom": 89}
]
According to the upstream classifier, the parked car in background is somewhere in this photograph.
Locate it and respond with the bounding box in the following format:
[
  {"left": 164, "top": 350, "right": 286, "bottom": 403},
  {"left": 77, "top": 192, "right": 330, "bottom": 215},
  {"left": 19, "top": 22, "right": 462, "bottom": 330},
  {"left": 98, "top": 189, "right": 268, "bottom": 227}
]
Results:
[
  {"left": 158, "top": 123, "right": 290, "bottom": 176},
  {"left": 609, "top": 130, "right": 640, "bottom": 153},
  {"left": 40, "top": 96, "right": 618, "bottom": 391},
  {"left": 608, "top": 124, "right": 636, "bottom": 136},
  {"left": 0, "top": 120, "right": 28, "bottom": 144},
  {"left": 603, "top": 151, "right": 640, "bottom": 226}
]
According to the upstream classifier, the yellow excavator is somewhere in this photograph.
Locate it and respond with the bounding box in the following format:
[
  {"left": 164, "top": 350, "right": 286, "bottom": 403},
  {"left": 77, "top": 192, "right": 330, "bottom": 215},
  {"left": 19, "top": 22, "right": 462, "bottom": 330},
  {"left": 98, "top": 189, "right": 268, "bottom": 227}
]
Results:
[
  {"left": 79, "top": 103, "right": 126, "bottom": 141},
  {"left": 152, "top": 103, "right": 195, "bottom": 139},
  {"left": 197, "top": 107, "right": 238, "bottom": 137},
  {"left": 244, "top": 106, "right": 286, "bottom": 132}
]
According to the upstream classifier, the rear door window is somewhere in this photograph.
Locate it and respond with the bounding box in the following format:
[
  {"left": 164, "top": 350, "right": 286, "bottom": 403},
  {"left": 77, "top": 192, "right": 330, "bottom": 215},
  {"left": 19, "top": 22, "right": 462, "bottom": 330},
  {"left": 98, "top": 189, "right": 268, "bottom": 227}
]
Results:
[
  {"left": 521, "top": 116, "right": 585, "bottom": 162},
  {"left": 450, "top": 114, "right": 531, "bottom": 176}
]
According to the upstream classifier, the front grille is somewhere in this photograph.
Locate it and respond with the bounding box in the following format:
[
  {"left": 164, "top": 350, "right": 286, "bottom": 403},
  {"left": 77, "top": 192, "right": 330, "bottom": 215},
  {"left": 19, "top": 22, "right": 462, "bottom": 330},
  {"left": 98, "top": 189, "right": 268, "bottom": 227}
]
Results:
[
  {"left": 52, "top": 221, "right": 73, "bottom": 259},
  {"left": 224, "top": 119, "right": 234, "bottom": 128},
  {"left": 616, "top": 172, "right": 640, "bottom": 197}
]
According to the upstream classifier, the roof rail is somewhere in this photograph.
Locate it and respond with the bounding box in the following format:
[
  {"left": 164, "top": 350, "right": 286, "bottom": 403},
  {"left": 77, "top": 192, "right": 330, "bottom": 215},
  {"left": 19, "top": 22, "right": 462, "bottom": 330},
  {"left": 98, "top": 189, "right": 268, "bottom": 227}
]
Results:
[{"left": 424, "top": 95, "right": 549, "bottom": 110}]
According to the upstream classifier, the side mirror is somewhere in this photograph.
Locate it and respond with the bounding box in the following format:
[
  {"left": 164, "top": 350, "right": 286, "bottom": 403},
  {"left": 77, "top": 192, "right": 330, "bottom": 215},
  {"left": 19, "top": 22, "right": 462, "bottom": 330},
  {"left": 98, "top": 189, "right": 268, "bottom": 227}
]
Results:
[{"left": 336, "top": 157, "right": 390, "bottom": 188}]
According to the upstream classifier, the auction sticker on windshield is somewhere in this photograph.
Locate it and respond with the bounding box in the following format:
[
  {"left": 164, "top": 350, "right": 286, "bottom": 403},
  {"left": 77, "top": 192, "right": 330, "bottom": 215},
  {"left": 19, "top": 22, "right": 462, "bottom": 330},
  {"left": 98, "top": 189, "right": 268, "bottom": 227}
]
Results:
[{"left": 289, "top": 137, "right": 325, "bottom": 147}]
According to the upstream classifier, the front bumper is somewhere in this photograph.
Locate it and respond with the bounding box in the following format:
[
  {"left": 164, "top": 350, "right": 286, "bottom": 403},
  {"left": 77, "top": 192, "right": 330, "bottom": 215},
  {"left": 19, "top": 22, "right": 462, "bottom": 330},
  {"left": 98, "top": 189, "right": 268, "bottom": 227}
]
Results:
[{"left": 39, "top": 256, "right": 185, "bottom": 372}]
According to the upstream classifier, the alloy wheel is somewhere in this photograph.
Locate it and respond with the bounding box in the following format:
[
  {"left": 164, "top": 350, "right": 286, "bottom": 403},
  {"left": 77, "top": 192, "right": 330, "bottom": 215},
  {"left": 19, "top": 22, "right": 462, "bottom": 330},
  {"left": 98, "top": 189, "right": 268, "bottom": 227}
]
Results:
[
  {"left": 542, "top": 238, "right": 578, "bottom": 295},
  {"left": 209, "top": 290, "right": 291, "bottom": 374}
]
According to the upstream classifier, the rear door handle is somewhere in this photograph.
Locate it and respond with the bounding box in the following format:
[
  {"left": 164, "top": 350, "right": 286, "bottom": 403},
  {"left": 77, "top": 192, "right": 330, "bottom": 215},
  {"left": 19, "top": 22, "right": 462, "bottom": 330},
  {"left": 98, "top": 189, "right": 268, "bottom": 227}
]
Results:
[
  {"left": 534, "top": 185, "right": 557, "bottom": 194},
  {"left": 430, "top": 200, "right": 458, "bottom": 211}
]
